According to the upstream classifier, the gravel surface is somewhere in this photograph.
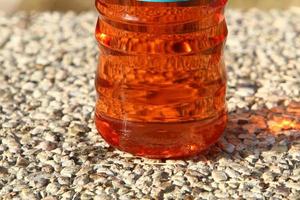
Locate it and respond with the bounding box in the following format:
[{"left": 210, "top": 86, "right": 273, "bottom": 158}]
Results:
[{"left": 1, "top": 8, "right": 300, "bottom": 199}]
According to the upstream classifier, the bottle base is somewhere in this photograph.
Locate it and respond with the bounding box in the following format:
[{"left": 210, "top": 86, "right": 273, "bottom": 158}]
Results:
[{"left": 95, "top": 111, "right": 227, "bottom": 159}]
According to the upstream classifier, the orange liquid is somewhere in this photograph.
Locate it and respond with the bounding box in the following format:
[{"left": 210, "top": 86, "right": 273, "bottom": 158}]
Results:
[{"left": 95, "top": 0, "right": 228, "bottom": 158}]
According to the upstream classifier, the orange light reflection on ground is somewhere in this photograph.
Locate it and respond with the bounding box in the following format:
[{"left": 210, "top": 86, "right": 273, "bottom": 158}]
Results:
[
  {"left": 266, "top": 101, "right": 300, "bottom": 135},
  {"left": 268, "top": 119, "right": 298, "bottom": 134}
]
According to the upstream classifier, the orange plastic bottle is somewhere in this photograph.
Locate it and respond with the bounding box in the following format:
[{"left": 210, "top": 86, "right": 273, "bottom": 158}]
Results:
[{"left": 95, "top": 0, "right": 228, "bottom": 158}]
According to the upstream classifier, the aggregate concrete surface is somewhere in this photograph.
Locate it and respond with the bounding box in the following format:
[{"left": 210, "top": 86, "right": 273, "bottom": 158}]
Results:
[{"left": 0, "top": 8, "right": 300, "bottom": 199}]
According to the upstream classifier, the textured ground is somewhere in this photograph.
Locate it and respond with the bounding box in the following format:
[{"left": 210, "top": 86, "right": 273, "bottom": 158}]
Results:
[{"left": 0, "top": 8, "right": 300, "bottom": 200}]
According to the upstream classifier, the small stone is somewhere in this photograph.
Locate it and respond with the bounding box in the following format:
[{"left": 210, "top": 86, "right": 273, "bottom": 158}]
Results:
[
  {"left": 16, "top": 168, "right": 27, "bottom": 180},
  {"left": 243, "top": 124, "right": 259, "bottom": 134},
  {"left": 288, "top": 193, "right": 300, "bottom": 200},
  {"left": 33, "top": 90, "right": 43, "bottom": 98},
  {"left": 237, "top": 119, "right": 249, "bottom": 125},
  {"left": 60, "top": 167, "right": 77, "bottom": 178},
  {"left": 40, "top": 79, "right": 52, "bottom": 91},
  {"left": 215, "top": 189, "right": 229, "bottom": 198},
  {"left": 58, "top": 177, "right": 71, "bottom": 185},
  {"left": 271, "top": 144, "right": 289, "bottom": 153},
  {"left": 31, "top": 126, "right": 47, "bottom": 135},
  {"left": 76, "top": 164, "right": 92, "bottom": 176},
  {"left": 160, "top": 172, "right": 169, "bottom": 182},
  {"left": 42, "top": 165, "right": 54, "bottom": 173},
  {"left": 217, "top": 183, "right": 227, "bottom": 193},
  {"left": 245, "top": 154, "right": 259, "bottom": 163},
  {"left": 228, "top": 182, "right": 239, "bottom": 189},
  {"left": 2, "top": 120, "right": 19, "bottom": 128},
  {"left": 61, "top": 158, "right": 75, "bottom": 167},
  {"left": 30, "top": 112, "right": 48, "bottom": 120},
  {"left": 36, "top": 57, "right": 50, "bottom": 66},
  {"left": 44, "top": 132, "right": 59, "bottom": 142},
  {"left": 250, "top": 115, "right": 267, "bottom": 129},
  {"left": 46, "top": 183, "right": 59, "bottom": 194},
  {"left": 62, "top": 191, "right": 75, "bottom": 199},
  {"left": 20, "top": 189, "right": 37, "bottom": 200},
  {"left": 238, "top": 133, "right": 254, "bottom": 140},
  {"left": 94, "top": 194, "right": 110, "bottom": 200},
  {"left": 74, "top": 175, "right": 90, "bottom": 186},
  {"left": 30, "top": 71, "right": 43, "bottom": 82},
  {"left": 269, "top": 165, "right": 282, "bottom": 174},
  {"left": 287, "top": 101, "right": 300, "bottom": 114},
  {"left": 35, "top": 177, "right": 49, "bottom": 188},
  {"left": 68, "top": 122, "right": 90, "bottom": 136},
  {"left": 225, "top": 168, "right": 240, "bottom": 179},
  {"left": 286, "top": 181, "right": 300, "bottom": 190},
  {"left": 161, "top": 184, "right": 176, "bottom": 194},
  {"left": 223, "top": 142, "right": 235, "bottom": 154},
  {"left": 2, "top": 137, "right": 20, "bottom": 153},
  {"left": 55, "top": 70, "right": 67, "bottom": 81},
  {"left": 237, "top": 87, "right": 255, "bottom": 97},
  {"left": 42, "top": 196, "right": 58, "bottom": 200},
  {"left": 20, "top": 134, "right": 33, "bottom": 145},
  {"left": 0, "top": 166, "right": 8, "bottom": 175},
  {"left": 36, "top": 151, "right": 50, "bottom": 162},
  {"left": 218, "top": 137, "right": 235, "bottom": 154},
  {"left": 37, "top": 141, "right": 57, "bottom": 151},
  {"left": 276, "top": 185, "right": 290, "bottom": 196},
  {"left": 262, "top": 171, "right": 276, "bottom": 182},
  {"left": 262, "top": 135, "right": 276, "bottom": 146},
  {"left": 16, "top": 156, "right": 30, "bottom": 167},
  {"left": 293, "top": 168, "right": 300, "bottom": 177},
  {"left": 22, "top": 82, "right": 36, "bottom": 91},
  {"left": 212, "top": 170, "right": 228, "bottom": 182}
]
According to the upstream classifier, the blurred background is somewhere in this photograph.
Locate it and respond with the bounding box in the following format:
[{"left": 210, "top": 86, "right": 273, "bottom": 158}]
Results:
[{"left": 0, "top": 0, "right": 300, "bottom": 12}]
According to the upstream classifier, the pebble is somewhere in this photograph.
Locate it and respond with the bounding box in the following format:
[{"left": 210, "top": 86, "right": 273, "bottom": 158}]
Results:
[
  {"left": 68, "top": 122, "right": 90, "bottom": 136},
  {"left": 58, "top": 177, "right": 71, "bottom": 185},
  {"left": 212, "top": 171, "right": 228, "bottom": 182},
  {"left": 20, "top": 189, "right": 37, "bottom": 200},
  {"left": 94, "top": 194, "right": 111, "bottom": 200},
  {"left": 225, "top": 168, "right": 240, "bottom": 179},
  {"left": 276, "top": 185, "right": 290, "bottom": 196},
  {"left": 262, "top": 171, "right": 276, "bottom": 182},
  {"left": 35, "top": 177, "right": 49, "bottom": 188},
  {"left": 16, "top": 156, "right": 30, "bottom": 167},
  {"left": 37, "top": 141, "right": 57, "bottom": 151},
  {"left": 36, "top": 57, "right": 50, "bottom": 66},
  {"left": 271, "top": 144, "right": 289, "bottom": 153},
  {"left": 61, "top": 191, "right": 75, "bottom": 199},
  {"left": 237, "top": 87, "right": 255, "bottom": 97},
  {"left": 37, "top": 151, "right": 50, "bottom": 163},
  {"left": 60, "top": 167, "right": 77, "bottom": 178},
  {"left": 30, "top": 71, "right": 44, "bottom": 82},
  {"left": 30, "top": 126, "right": 47, "bottom": 135},
  {"left": 42, "top": 165, "right": 54, "bottom": 173},
  {"left": 286, "top": 182, "right": 300, "bottom": 190},
  {"left": 46, "top": 183, "right": 60, "bottom": 195},
  {"left": 73, "top": 175, "right": 90, "bottom": 186},
  {"left": 22, "top": 82, "right": 36, "bottom": 91},
  {"left": 55, "top": 70, "right": 67, "bottom": 81},
  {"left": 218, "top": 138, "right": 235, "bottom": 154},
  {"left": 0, "top": 166, "right": 8, "bottom": 175},
  {"left": 42, "top": 196, "right": 58, "bottom": 200},
  {"left": 2, "top": 137, "right": 20, "bottom": 153},
  {"left": 44, "top": 132, "right": 59, "bottom": 142}
]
